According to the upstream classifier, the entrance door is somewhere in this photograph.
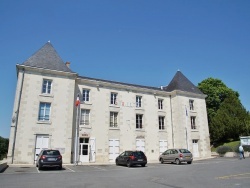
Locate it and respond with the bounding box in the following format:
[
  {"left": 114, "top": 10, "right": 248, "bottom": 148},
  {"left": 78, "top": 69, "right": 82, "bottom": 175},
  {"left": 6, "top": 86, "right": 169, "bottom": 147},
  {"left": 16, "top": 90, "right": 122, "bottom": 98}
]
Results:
[
  {"left": 159, "top": 140, "right": 168, "bottom": 155},
  {"left": 192, "top": 139, "right": 199, "bottom": 158},
  {"left": 89, "top": 137, "right": 96, "bottom": 162},
  {"left": 109, "top": 139, "right": 119, "bottom": 162},
  {"left": 34, "top": 135, "right": 49, "bottom": 161},
  {"left": 136, "top": 139, "right": 145, "bottom": 152},
  {"left": 79, "top": 138, "right": 89, "bottom": 163}
]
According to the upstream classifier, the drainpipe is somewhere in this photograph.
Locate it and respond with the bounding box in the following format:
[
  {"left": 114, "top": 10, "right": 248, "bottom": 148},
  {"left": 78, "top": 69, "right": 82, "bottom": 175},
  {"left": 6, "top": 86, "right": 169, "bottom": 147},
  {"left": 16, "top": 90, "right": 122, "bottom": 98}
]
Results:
[
  {"left": 11, "top": 68, "right": 25, "bottom": 164},
  {"left": 170, "top": 95, "right": 174, "bottom": 148}
]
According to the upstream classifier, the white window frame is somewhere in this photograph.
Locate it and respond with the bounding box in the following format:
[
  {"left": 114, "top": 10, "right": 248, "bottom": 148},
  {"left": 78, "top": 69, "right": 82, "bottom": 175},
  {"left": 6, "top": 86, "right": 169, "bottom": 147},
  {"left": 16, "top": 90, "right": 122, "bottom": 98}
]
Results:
[
  {"left": 42, "top": 79, "right": 52, "bottom": 94},
  {"left": 110, "top": 112, "right": 118, "bottom": 127},
  {"left": 136, "top": 96, "right": 142, "bottom": 108},
  {"left": 159, "top": 116, "right": 165, "bottom": 130},
  {"left": 82, "top": 89, "right": 90, "bottom": 102},
  {"left": 110, "top": 92, "right": 117, "bottom": 105},
  {"left": 158, "top": 99, "right": 163, "bottom": 110},
  {"left": 136, "top": 114, "right": 143, "bottom": 129},
  {"left": 80, "top": 109, "right": 90, "bottom": 125},
  {"left": 189, "top": 99, "right": 194, "bottom": 110},
  {"left": 191, "top": 116, "right": 196, "bottom": 129},
  {"left": 38, "top": 102, "right": 51, "bottom": 121}
]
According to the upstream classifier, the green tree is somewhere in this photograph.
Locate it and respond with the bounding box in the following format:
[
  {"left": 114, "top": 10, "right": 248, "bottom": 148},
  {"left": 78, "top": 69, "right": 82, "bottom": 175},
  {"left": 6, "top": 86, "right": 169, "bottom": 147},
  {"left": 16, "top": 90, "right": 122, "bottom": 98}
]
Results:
[
  {"left": 0, "top": 136, "right": 9, "bottom": 160},
  {"left": 198, "top": 78, "right": 239, "bottom": 123},
  {"left": 209, "top": 94, "right": 248, "bottom": 142},
  {"left": 197, "top": 78, "right": 248, "bottom": 144}
]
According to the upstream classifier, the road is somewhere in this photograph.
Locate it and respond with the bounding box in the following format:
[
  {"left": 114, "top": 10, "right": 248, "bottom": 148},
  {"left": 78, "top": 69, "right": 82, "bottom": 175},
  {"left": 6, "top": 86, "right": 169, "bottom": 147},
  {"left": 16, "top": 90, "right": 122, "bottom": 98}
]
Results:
[{"left": 0, "top": 158, "right": 250, "bottom": 188}]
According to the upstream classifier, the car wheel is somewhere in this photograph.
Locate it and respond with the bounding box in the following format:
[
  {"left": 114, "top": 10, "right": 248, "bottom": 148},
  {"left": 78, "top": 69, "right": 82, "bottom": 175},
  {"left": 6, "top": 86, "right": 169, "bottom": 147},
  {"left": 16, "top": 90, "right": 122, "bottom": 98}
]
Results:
[
  {"left": 175, "top": 159, "right": 181, "bottom": 165},
  {"left": 141, "top": 164, "right": 146, "bottom": 167},
  {"left": 187, "top": 161, "right": 192, "bottom": 164},
  {"left": 38, "top": 164, "right": 42, "bottom": 170},
  {"left": 58, "top": 165, "right": 62, "bottom": 170},
  {"left": 160, "top": 158, "right": 164, "bottom": 164},
  {"left": 127, "top": 161, "right": 131, "bottom": 168},
  {"left": 115, "top": 160, "right": 119, "bottom": 166}
]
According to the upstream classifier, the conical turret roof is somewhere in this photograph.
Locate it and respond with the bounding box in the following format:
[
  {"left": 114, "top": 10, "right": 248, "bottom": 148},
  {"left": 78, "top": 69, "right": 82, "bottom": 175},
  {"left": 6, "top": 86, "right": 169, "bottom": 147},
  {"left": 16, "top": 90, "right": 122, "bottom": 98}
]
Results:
[
  {"left": 22, "top": 42, "right": 73, "bottom": 73},
  {"left": 166, "top": 71, "right": 203, "bottom": 94}
]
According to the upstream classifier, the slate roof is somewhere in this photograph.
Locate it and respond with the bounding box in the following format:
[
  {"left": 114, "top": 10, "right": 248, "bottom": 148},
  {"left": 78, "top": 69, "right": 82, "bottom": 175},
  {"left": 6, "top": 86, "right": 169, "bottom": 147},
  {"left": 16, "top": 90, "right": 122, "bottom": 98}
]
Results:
[
  {"left": 79, "top": 75, "right": 162, "bottom": 91},
  {"left": 22, "top": 42, "right": 73, "bottom": 73},
  {"left": 165, "top": 71, "right": 203, "bottom": 94}
]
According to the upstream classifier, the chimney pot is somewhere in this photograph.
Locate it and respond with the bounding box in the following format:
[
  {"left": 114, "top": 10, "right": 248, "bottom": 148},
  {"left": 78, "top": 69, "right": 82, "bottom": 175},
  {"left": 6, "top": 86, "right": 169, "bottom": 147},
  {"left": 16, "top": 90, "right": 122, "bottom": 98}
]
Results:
[{"left": 65, "top": 62, "right": 70, "bottom": 68}]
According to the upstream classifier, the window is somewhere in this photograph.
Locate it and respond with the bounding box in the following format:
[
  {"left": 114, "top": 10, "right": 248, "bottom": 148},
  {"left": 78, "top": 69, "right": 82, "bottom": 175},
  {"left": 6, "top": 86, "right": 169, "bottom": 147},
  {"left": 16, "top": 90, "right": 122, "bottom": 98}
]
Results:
[
  {"left": 136, "top": 96, "right": 142, "bottom": 108},
  {"left": 82, "top": 89, "right": 90, "bottom": 102},
  {"left": 38, "top": 102, "right": 51, "bottom": 121},
  {"left": 136, "top": 114, "right": 143, "bottom": 129},
  {"left": 159, "top": 116, "right": 165, "bottom": 130},
  {"left": 189, "top": 100, "right": 194, "bottom": 110},
  {"left": 191, "top": 116, "right": 196, "bottom": 129},
  {"left": 42, "top": 79, "right": 52, "bottom": 94},
  {"left": 110, "top": 112, "right": 118, "bottom": 127},
  {"left": 80, "top": 109, "right": 90, "bottom": 125},
  {"left": 158, "top": 99, "right": 163, "bottom": 110},
  {"left": 110, "top": 93, "right": 117, "bottom": 105}
]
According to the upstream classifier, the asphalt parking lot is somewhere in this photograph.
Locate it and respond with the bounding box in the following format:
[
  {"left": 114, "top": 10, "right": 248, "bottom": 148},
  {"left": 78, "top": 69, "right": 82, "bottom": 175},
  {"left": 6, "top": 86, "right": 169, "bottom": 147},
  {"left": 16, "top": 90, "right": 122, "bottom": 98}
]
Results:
[{"left": 1, "top": 158, "right": 250, "bottom": 188}]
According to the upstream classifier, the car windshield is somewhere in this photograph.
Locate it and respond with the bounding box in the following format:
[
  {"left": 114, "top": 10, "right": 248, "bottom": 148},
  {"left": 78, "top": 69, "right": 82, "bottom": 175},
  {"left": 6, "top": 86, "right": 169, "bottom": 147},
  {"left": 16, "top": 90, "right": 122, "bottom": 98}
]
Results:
[
  {"left": 179, "top": 149, "right": 191, "bottom": 153},
  {"left": 43, "top": 150, "right": 60, "bottom": 155}
]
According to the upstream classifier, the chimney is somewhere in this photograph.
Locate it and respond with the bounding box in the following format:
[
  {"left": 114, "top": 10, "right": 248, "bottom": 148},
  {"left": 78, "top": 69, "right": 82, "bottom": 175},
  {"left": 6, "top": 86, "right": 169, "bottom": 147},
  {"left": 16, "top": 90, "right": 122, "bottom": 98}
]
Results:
[{"left": 65, "top": 62, "right": 70, "bottom": 68}]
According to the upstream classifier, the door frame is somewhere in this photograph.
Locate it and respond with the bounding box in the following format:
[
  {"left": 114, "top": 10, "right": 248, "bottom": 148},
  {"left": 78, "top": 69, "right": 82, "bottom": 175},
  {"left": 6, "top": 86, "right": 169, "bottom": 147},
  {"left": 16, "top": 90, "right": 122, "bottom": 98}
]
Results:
[{"left": 34, "top": 134, "right": 50, "bottom": 163}]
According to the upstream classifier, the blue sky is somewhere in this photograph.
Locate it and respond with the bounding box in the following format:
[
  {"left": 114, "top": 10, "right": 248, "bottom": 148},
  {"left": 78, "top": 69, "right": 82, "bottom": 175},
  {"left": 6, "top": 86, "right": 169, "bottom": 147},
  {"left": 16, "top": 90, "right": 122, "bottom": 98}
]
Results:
[{"left": 1, "top": 0, "right": 250, "bottom": 138}]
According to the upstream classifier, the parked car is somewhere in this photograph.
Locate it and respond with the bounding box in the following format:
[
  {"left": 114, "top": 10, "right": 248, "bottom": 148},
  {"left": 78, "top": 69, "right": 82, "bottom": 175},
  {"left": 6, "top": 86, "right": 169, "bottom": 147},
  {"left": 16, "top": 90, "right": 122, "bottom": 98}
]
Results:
[
  {"left": 36, "top": 149, "right": 62, "bottom": 170},
  {"left": 116, "top": 150, "right": 147, "bottom": 167},
  {"left": 159, "top": 148, "right": 193, "bottom": 165}
]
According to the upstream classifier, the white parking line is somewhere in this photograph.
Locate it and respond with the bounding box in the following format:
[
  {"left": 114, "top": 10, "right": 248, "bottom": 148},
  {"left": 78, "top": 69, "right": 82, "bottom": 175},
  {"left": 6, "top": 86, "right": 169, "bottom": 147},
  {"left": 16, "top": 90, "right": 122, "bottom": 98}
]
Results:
[
  {"left": 36, "top": 167, "right": 40, "bottom": 173},
  {"left": 64, "top": 166, "right": 75, "bottom": 172},
  {"left": 90, "top": 166, "right": 107, "bottom": 171}
]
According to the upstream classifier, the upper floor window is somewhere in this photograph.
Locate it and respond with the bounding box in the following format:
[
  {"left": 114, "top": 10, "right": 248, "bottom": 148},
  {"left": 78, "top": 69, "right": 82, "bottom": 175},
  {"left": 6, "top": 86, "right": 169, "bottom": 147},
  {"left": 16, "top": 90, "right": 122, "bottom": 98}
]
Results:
[
  {"left": 42, "top": 79, "right": 52, "bottom": 94},
  {"left": 80, "top": 109, "right": 90, "bottom": 125},
  {"left": 189, "top": 100, "right": 194, "bottom": 110},
  {"left": 110, "top": 92, "right": 117, "bottom": 105},
  {"left": 158, "top": 99, "right": 163, "bottom": 110},
  {"left": 191, "top": 116, "right": 196, "bottom": 129},
  {"left": 136, "top": 114, "right": 143, "bottom": 129},
  {"left": 82, "top": 89, "right": 90, "bottom": 102},
  {"left": 38, "top": 102, "right": 51, "bottom": 121},
  {"left": 136, "top": 96, "right": 142, "bottom": 108},
  {"left": 110, "top": 112, "right": 118, "bottom": 127},
  {"left": 159, "top": 116, "right": 165, "bottom": 130}
]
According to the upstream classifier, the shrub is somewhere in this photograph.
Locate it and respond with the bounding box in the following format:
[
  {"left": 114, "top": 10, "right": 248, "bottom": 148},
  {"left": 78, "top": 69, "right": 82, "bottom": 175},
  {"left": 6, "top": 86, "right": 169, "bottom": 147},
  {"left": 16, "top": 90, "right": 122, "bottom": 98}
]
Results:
[
  {"left": 233, "top": 145, "right": 250, "bottom": 153},
  {"left": 216, "top": 145, "right": 232, "bottom": 155}
]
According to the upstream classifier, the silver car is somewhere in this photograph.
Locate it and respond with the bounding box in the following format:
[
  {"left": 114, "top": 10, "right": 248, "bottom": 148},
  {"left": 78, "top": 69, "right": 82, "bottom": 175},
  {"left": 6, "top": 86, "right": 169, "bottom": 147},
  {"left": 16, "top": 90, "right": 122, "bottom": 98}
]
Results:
[{"left": 159, "top": 149, "right": 193, "bottom": 165}]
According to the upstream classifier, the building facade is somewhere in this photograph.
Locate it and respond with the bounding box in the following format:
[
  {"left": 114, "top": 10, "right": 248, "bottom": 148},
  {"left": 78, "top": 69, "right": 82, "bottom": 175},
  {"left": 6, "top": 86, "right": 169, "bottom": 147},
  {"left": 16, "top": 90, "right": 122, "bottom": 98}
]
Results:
[{"left": 7, "top": 42, "right": 211, "bottom": 164}]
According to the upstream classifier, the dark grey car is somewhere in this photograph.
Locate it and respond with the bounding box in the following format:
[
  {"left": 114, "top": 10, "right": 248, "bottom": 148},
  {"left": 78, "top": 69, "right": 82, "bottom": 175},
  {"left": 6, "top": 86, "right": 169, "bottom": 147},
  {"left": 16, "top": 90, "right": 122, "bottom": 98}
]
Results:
[
  {"left": 116, "top": 150, "right": 147, "bottom": 167},
  {"left": 36, "top": 149, "right": 62, "bottom": 170},
  {"left": 159, "top": 148, "right": 193, "bottom": 165}
]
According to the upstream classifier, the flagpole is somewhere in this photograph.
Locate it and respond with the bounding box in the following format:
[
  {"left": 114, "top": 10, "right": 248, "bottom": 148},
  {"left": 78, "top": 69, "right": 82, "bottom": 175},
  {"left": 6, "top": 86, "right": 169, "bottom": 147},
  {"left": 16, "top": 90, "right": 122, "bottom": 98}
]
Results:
[
  {"left": 74, "top": 106, "right": 78, "bottom": 165},
  {"left": 74, "top": 95, "right": 80, "bottom": 165},
  {"left": 185, "top": 106, "right": 189, "bottom": 150}
]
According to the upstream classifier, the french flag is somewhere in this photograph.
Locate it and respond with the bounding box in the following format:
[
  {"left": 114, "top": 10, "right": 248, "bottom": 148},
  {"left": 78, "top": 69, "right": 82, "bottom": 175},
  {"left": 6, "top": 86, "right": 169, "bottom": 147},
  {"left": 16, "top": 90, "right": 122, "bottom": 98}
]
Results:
[{"left": 75, "top": 94, "right": 80, "bottom": 107}]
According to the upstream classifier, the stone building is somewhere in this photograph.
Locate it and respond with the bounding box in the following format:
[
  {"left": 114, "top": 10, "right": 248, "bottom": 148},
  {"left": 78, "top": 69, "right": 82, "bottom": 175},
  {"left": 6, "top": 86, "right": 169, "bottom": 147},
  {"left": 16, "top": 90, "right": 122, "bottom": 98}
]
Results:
[{"left": 7, "top": 42, "right": 211, "bottom": 164}]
